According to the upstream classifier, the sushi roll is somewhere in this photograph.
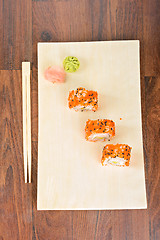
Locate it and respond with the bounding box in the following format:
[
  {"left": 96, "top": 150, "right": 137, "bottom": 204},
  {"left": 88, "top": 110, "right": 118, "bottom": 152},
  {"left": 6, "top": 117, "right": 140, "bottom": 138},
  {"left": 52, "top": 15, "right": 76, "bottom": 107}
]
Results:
[
  {"left": 101, "top": 144, "right": 132, "bottom": 167},
  {"left": 85, "top": 119, "right": 115, "bottom": 142},
  {"left": 68, "top": 87, "right": 98, "bottom": 112}
]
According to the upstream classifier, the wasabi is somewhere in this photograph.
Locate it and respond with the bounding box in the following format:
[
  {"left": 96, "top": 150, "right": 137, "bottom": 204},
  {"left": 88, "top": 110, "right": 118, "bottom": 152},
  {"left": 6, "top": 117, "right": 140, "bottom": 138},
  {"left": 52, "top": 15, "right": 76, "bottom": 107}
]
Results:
[{"left": 63, "top": 56, "right": 80, "bottom": 73}]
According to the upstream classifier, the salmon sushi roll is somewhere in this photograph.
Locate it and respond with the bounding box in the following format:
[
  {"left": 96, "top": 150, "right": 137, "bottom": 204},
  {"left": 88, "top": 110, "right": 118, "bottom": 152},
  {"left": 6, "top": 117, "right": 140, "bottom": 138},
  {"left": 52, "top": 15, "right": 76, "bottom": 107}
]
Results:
[
  {"left": 85, "top": 119, "right": 115, "bottom": 142},
  {"left": 68, "top": 87, "right": 98, "bottom": 112},
  {"left": 101, "top": 144, "right": 132, "bottom": 167}
]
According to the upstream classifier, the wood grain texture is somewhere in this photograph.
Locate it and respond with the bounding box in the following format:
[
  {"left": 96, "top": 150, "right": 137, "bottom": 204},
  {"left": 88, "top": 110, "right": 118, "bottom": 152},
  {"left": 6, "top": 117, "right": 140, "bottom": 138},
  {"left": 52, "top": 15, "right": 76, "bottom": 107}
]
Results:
[
  {"left": 143, "top": 0, "right": 160, "bottom": 239},
  {"left": 144, "top": 76, "right": 160, "bottom": 240},
  {"left": 0, "top": 0, "right": 160, "bottom": 239},
  {"left": 0, "top": 0, "right": 32, "bottom": 70},
  {"left": 0, "top": 71, "right": 32, "bottom": 240},
  {"left": 112, "top": 210, "right": 150, "bottom": 240}
]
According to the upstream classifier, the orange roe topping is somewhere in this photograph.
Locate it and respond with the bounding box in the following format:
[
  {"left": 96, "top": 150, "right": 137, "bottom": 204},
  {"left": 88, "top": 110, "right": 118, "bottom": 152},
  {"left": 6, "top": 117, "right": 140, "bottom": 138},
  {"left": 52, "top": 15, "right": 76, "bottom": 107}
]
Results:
[
  {"left": 101, "top": 144, "right": 132, "bottom": 166},
  {"left": 85, "top": 119, "right": 115, "bottom": 141},
  {"left": 68, "top": 87, "right": 98, "bottom": 112}
]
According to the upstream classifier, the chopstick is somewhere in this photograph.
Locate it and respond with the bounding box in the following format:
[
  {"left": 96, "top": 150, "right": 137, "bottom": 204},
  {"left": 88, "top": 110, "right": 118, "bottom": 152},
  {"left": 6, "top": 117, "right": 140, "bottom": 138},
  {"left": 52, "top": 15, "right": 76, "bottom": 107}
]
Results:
[{"left": 22, "top": 62, "right": 31, "bottom": 183}]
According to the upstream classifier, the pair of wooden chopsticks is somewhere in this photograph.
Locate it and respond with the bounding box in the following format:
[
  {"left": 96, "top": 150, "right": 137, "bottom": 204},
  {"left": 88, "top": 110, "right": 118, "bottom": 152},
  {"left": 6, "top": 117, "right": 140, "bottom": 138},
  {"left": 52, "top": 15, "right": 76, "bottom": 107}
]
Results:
[{"left": 22, "top": 62, "right": 31, "bottom": 183}]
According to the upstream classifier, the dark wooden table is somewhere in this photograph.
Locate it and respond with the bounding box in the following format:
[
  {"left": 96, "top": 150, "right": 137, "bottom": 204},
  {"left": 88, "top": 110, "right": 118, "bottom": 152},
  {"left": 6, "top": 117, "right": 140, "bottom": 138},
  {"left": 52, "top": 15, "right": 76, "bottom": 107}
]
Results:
[{"left": 1, "top": 0, "right": 160, "bottom": 239}]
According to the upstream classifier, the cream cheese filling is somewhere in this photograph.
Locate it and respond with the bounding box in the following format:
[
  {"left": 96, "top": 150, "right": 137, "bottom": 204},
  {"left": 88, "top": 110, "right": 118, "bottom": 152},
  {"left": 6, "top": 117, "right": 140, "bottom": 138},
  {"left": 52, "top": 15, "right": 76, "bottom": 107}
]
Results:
[
  {"left": 88, "top": 133, "right": 110, "bottom": 141},
  {"left": 103, "top": 157, "right": 127, "bottom": 166},
  {"left": 74, "top": 105, "right": 93, "bottom": 111}
]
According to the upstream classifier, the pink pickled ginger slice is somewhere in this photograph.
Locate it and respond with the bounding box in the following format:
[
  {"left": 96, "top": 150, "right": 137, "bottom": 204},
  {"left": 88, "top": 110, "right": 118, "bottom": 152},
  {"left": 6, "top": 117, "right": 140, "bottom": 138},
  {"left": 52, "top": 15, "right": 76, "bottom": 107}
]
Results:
[{"left": 44, "top": 66, "right": 66, "bottom": 83}]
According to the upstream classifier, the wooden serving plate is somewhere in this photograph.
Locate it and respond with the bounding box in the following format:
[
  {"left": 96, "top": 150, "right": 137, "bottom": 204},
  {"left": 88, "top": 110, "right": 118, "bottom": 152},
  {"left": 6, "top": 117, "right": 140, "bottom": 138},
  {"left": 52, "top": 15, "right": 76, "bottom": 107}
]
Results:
[{"left": 37, "top": 41, "right": 147, "bottom": 210}]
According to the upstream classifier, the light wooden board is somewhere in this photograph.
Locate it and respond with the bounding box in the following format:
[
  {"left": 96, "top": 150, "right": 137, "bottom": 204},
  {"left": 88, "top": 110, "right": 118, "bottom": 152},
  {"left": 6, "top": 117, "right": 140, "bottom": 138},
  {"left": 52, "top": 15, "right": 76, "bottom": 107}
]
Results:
[{"left": 37, "top": 41, "right": 147, "bottom": 210}]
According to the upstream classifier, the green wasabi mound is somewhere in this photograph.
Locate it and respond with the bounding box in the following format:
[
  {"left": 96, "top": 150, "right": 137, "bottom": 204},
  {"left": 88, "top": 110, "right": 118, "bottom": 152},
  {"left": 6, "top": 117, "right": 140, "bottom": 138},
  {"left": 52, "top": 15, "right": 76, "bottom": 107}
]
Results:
[{"left": 63, "top": 56, "right": 80, "bottom": 73}]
